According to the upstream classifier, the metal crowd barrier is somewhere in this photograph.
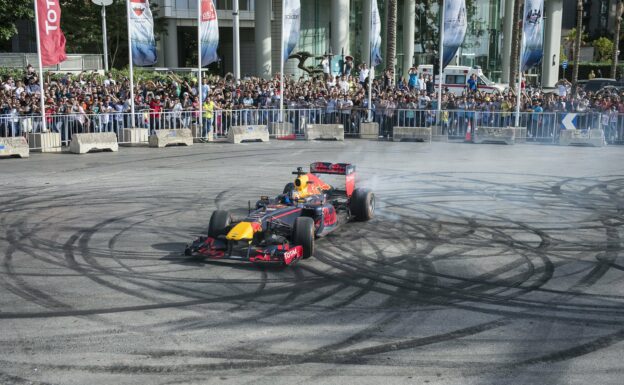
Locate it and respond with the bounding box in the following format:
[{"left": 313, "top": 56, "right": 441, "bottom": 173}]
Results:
[{"left": 2, "top": 109, "right": 624, "bottom": 149}]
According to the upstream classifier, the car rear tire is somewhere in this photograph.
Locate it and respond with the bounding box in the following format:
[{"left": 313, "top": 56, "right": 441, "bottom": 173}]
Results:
[
  {"left": 350, "top": 188, "right": 375, "bottom": 221},
  {"left": 293, "top": 217, "right": 315, "bottom": 259},
  {"left": 208, "top": 210, "right": 231, "bottom": 238}
]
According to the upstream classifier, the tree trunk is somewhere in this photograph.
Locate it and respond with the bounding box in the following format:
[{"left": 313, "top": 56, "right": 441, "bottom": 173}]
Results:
[
  {"left": 611, "top": 1, "right": 623, "bottom": 78},
  {"left": 385, "top": 0, "right": 397, "bottom": 84},
  {"left": 510, "top": 0, "right": 523, "bottom": 91},
  {"left": 572, "top": 0, "right": 583, "bottom": 85}
]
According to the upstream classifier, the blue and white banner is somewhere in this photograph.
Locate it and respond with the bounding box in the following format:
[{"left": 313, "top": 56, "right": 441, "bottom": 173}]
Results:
[
  {"left": 129, "top": 0, "right": 157, "bottom": 66},
  {"left": 282, "top": 0, "right": 301, "bottom": 63},
  {"left": 370, "top": 0, "right": 383, "bottom": 66},
  {"left": 442, "top": 0, "right": 467, "bottom": 68},
  {"left": 200, "top": 0, "right": 219, "bottom": 66},
  {"left": 521, "top": 0, "right": 544, "bottom": 71}
]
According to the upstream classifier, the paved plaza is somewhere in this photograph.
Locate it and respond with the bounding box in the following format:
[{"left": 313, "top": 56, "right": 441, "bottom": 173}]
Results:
[{"left": 1, "top": 140, "right": 623, "bottom": 384}]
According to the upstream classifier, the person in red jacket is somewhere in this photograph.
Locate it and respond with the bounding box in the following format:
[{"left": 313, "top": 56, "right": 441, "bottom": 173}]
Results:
[{"left": 149, "top": 95, "right": 162, "bottom": 133}]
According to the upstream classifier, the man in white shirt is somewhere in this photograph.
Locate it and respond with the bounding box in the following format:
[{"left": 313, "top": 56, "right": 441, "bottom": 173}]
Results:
[
  {"left": 322, "top": 56, "right": 331, "bottom": 81},
  {"left": 339, "top": 76, "right": 349, "bottom": 94},
  {"left": 359, "top": 64, "right": 369, "bottom": 87}
]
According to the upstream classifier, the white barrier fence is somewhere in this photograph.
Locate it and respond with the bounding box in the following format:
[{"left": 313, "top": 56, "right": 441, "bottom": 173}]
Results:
[{"left": 1, "top": 109, "right": 623, "bottom": 149}]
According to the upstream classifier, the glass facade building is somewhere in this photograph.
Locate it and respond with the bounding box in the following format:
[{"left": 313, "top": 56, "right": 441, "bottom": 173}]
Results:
[{"left": 155, "top": 0, "right": 564, "bottom": 85}]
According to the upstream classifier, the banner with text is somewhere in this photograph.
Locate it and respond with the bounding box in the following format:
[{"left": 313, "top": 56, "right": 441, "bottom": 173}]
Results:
[
  {"left": 282, "top": 0, "right": 301, "bottom": 64},
  {"left": 521, "top": 0, "right": 544, "bottom": 71},
  {"left": 129, "top": 0, "right": 157, "bottom": 66},
  {"left": 200, "top": 0, "right": 219, "bottom": 66},
  {"left": 442, "top": 0, "right": 467, "bottom": 68},
  {"left": 37, "top": 0, "right": 67, "bottom": 66},
  {"left": 370, "top": 0, "right": 383, "bottom": 66}
]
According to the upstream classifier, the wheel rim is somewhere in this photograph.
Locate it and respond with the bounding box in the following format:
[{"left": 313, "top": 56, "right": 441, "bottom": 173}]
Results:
[{"left": 368, "top": 194, "right": 375, "bottom": 216}]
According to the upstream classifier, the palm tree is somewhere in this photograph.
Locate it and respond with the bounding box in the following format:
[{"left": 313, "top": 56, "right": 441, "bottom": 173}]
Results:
[
  {"left": 611, "top": 1, "right": 623, "bottom": 78},
  {"left": 509, "top": 0, "right": 523, "bottom": 90},
  {"left": 572, "top": 0, "right": 583, "bottom": 85},
  {"left": 385, "top": 0, "right": 397, "bottom": 84}
]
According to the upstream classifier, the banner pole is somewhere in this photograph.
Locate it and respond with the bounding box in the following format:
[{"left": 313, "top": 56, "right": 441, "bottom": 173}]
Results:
[
  {"left": 438, "top": 0, "right": 444, "bottom": 115},
  {"left": 126, "top": 0, "right": 136, "bottom": 120},
  {"left": 367, "top": 0, "right": 373, "bottom": 122},
  {"left": 515, "top": 15, "right": 523, "bottom": 128},
  {"left": 198, "top": 0, "right": 203, "bottom": 135},
  {"left": 33, "top": 0, "right": 47, "bottom": 133},
  {"left": 280, "top": 0, "right": 285, "bottom": 123}
]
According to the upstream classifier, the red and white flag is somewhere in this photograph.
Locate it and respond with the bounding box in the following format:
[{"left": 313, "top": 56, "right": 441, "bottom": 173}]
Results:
[{"left": 36, "top": 0, "right": 67, "bottom": 66}]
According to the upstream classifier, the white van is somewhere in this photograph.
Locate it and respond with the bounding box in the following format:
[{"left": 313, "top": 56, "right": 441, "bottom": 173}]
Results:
[{"left": 416, "top": 65, "right": 506, "bottom": 95}]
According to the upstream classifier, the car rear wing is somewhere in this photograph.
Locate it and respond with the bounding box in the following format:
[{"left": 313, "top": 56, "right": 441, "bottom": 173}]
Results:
[
  {"left": 310, "top": 162, "right": 356, "bottom": 197},
  {"left": 310, "top": 162, "right": 355, "bottom": 175}
]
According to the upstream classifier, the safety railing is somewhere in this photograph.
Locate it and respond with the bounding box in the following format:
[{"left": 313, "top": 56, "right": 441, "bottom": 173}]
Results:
[{"left": 2, "top": 108, "right": 624, "bottom": 148}]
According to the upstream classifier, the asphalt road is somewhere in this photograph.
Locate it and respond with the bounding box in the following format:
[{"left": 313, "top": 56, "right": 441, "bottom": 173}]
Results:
[{"left": 1, "top": 140, "right": 623, "bottom": 385}]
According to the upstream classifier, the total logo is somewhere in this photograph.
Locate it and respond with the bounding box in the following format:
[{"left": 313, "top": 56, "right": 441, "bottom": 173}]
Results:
[{"left": 283, "top": 249, "right": 299, "bottom": 263}]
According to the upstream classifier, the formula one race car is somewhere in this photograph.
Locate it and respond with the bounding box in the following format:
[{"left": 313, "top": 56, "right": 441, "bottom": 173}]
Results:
[{"left": 185, "top": 162, "right": 374, "bottom": 265}]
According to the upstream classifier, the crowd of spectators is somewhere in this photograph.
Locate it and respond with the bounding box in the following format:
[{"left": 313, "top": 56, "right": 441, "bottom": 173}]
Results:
[{"left": 1, "top": 64, "right": 623, "bottom": 142}]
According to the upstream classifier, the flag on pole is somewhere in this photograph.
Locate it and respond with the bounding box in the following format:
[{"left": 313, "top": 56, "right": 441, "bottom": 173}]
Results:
[
  {"left": 521, "top": 0, "right": 544, "bottom": 71},
  {"left": 442, "top": 0, "right": 467, "bottom": 68},
  {"left": 200, "top": 0, "right": 219, "bottom": 66},
  {"left": 128, "top": 0, "right": 157, "bottom": 66},
  {"left": 36, "top": 0, "right": 67, "bottom": 66},
  {"left": 281, "top": 0, "right": 301, "bottom": 63},
  {"left": 370, "top": 0, "right": 382, "bottom": 66}
]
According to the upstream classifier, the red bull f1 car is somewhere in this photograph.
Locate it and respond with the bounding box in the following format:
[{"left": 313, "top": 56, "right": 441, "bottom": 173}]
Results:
[{"left": 185, "top": 162, "right": 375, "bottom": 266}]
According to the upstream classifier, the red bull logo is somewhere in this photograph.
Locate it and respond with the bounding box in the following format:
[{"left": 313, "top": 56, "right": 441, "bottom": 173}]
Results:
[
  {"left": 201, "top": 0, "right": 217, "bottom": 22},
  {"left": 131, "top": 0, "right": 147, "bottom": 17}
]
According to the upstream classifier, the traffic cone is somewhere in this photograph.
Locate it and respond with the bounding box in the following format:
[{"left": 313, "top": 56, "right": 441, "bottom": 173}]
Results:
[{"left": 465, "top": 120, "right": 472, "bottom": 142}]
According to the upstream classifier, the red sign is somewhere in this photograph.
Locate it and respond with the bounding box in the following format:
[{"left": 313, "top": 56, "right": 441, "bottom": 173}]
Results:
[{"left": 37, "top": 0, "right": 67, "bottom": 66}]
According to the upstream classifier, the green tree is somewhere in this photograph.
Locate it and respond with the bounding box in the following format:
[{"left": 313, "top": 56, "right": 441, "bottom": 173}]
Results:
[
  {"left": 593, "top": 37, "right": 613, "bottom": 62},
  {"left": 572, "top": 0, "right": 583, "bottom": 85},
  {"left": 385, "top": 0, "right": 397, "bottom": 80},
  {"left": 611, "top": 0, "right": 623, "bottom": 77},
  {"left": 0, "top": 0, "right": 33, "bottom": 41}
]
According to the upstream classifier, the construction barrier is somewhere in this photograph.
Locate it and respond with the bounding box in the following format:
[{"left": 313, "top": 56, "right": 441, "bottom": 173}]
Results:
[
  {"left": 148, "top": 129, "right": 193, "bottom": 148},
  {"left": 69, "top": 133, "right": 118, "bottom": 154},
  {"left": 190, "top": 124, "right": 214, "bottom": 143},
  {"left": 270, "top": 122, "right": 296, "bottom": 139},
  {"left": 392, "top": 126, "right": 432, "bottom": 142},
  {"left": 119, "top": 128, "right": 149, "bottom": 145},
  {"left": 227, "top": 125, "right": 270, "bottom": 144},
  {"left": 359, "top": 122, "right": 379, "bottom": 139},
  {"left": 0, "top": 137, "right": 29, "bottom": 158},
  {"left": 28, "top": 132, "right": 61, "bottom": 152},
  {"left": 305, "top": 124, "right": 344, "bottom": 141},
  {"left": 473, "top": 126, "right": 516, "bottom": 145},
  {"left": 559, "top": 129, "right": 605, "bottom": 147}
]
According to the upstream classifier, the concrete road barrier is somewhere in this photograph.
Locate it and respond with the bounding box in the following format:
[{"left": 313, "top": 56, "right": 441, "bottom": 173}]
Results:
[
  {"left": 305, "top": 124, "right": 344, "bottom": 141},
  {"left": 148, "top": 129, "right": 193, "bottom": 148},
  {"left": 270, "top": 122, "right": 295, "bottom": 139},
  {"left": 69, "top": 133, "right": 118, "bottom": 154},
  {"left": 0, "top": 137, "right": 29, "bottom": 158},
  {"left": 473, "top": 126, "right": 516, "bottom": 145},
  {"left": 392, "top": 126, "right": 432, "bottom": 142},
  {"left": 190, "top": 124, "right": 214, "bottom": 143},
  {"left": 119, "top": 128, "right": 149, "bottom": 145},
  {"left": 28, "top": 132, "right": 61, "bottom": 152},
  {"left": 359, "top": 122, "right": 379, "bottom": 139},
  {"left": 512, "top": 127, "right": 527, "bottom": 143},
  {"left": 559, "top": 129, "right": 605, "bottom": 147},
  {"left": 228, "top": 125, "right": 270, "bottom": 144}
]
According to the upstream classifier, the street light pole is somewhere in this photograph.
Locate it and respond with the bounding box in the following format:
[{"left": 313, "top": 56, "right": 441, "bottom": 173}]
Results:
[
  {"left": 102, "top": 5, "right": 108, "bottom": 71},
  {"left": 92, "top": 0, "right": 113, "bottom": 72}
]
